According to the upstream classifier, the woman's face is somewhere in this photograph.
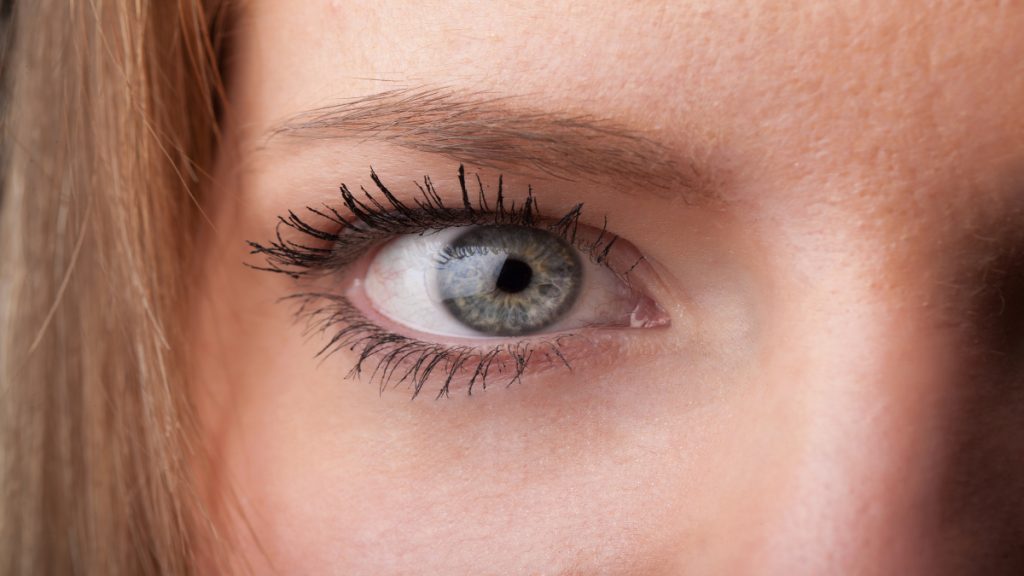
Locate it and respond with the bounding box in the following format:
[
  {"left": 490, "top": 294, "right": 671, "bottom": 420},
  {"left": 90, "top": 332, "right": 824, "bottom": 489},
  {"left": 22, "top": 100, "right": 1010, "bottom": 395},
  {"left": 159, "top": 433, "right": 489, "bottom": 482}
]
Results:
[{"left": 193, "top": 1, "right": 1024, "bottom": 573}]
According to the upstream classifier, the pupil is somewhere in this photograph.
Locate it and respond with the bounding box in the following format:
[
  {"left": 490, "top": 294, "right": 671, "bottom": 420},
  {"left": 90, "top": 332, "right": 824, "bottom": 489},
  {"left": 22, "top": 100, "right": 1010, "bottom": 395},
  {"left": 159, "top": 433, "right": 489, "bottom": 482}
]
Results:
[{"left": 495, "top": 258, "right": 533, "bottom": 293}]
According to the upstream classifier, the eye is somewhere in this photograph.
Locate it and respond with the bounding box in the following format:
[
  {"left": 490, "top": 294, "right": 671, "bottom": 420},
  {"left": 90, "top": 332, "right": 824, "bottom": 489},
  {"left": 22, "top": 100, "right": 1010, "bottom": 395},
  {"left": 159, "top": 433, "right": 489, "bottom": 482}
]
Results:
[
  {"left": 358, "top": 223, "right": 660, "bottom": 340},
  {"left": 248, "top": 165, "right": 671, "bottom": 397}
]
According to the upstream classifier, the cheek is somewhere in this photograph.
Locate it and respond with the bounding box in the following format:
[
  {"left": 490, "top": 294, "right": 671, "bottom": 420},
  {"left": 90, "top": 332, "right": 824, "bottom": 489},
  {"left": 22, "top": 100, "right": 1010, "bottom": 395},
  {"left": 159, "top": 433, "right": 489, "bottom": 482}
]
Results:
[{"left": 203, "top": 345, "right": 739, "bottom": 573}]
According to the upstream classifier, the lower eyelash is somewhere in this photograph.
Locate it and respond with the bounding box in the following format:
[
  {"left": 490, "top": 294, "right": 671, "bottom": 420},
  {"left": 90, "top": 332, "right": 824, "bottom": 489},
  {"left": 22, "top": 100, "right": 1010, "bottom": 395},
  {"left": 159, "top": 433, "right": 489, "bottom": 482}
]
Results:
[{"left": 287, "top": 292, "right": 576, "bottom": 399}]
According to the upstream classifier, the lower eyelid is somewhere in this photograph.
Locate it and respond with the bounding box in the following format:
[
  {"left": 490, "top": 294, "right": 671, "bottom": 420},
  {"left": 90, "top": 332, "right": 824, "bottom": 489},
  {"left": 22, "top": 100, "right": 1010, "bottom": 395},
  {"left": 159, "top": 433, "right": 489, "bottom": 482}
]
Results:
[{"left": 294, "top": 288, "right": 664, "bottom": 398}]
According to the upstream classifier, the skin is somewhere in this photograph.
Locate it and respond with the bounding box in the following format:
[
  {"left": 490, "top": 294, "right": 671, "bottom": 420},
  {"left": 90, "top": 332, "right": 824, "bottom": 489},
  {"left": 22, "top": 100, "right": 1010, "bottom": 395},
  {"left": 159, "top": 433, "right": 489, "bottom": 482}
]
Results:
[{"left": 192, "top": 1, "right": 1024, "bottom": 573}]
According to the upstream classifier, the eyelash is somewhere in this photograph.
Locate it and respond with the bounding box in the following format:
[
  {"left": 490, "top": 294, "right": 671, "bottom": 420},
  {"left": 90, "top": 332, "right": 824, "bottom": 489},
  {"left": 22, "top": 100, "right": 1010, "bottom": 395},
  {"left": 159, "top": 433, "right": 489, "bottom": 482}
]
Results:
[{"left": 248, "top": 165, "right": 632, "bottom": 399}]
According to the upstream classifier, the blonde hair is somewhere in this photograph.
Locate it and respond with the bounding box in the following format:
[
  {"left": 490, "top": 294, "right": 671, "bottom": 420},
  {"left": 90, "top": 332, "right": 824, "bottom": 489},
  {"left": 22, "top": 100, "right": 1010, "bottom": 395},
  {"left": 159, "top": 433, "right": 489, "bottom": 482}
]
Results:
[{"left": 1, "top": 1, "right": 229, "bottom": 573}]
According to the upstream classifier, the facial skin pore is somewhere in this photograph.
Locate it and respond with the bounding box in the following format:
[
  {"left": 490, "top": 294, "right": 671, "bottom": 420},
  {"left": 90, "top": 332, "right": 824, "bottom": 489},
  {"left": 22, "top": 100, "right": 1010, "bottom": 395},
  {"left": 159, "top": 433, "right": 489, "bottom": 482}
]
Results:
[{"left": 192, "top": 1, "right": 1024, "bottom": 573}]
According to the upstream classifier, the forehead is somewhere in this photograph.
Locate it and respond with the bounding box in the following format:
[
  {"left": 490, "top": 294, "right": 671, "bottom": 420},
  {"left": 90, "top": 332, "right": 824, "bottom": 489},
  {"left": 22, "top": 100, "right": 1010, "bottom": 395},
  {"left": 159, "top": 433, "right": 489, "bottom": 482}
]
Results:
[{"left": 238, "top": 1, "right": 1024, "bottom": 223}]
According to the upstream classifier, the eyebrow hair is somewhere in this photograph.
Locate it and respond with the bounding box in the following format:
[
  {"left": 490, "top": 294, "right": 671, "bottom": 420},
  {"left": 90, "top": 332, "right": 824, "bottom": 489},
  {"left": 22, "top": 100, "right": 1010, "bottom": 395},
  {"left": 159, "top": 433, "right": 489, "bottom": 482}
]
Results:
[{"left": 268, "top": 87, "right": 708, "bottom": 199}]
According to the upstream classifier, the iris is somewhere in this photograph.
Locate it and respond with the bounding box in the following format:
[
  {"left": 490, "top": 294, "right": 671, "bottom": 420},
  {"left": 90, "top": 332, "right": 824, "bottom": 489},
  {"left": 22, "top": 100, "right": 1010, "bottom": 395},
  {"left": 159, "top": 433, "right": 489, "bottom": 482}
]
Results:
[{"left": 436, "top": 225, "right": 582, "bottom": 336}]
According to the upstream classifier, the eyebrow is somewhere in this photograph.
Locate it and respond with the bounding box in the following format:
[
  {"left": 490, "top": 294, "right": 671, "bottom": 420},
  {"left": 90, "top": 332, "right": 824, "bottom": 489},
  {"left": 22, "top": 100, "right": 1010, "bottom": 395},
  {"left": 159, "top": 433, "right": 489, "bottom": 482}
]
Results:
[{"left": 267, "top": 87, "right": 709, "bottom": 200}]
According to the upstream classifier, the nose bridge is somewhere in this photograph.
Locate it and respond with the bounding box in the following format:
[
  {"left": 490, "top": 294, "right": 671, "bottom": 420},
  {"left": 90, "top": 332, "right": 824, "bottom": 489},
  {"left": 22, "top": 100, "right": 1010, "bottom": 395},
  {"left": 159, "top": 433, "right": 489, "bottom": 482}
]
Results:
[{"left": 751, "top": 258, "right": 964, "bottom": 574}]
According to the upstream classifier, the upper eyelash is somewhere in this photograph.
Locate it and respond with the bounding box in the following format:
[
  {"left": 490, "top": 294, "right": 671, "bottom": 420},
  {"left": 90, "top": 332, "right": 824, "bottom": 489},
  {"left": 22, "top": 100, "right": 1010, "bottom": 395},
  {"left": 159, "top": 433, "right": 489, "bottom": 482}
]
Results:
[{"left": 246, "top": 164, "right": 623, "bottom": 279}]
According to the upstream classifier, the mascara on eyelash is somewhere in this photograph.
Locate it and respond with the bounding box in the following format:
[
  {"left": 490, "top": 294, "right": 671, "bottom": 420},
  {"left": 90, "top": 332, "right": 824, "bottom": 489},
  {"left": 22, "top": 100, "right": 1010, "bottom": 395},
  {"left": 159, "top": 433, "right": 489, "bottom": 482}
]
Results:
[
  {"left": 286, "top": 292, "right": 576, "bottom": 400},
  {"left": 245, "top": 165, "right": 629, "bottom": 280}
]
